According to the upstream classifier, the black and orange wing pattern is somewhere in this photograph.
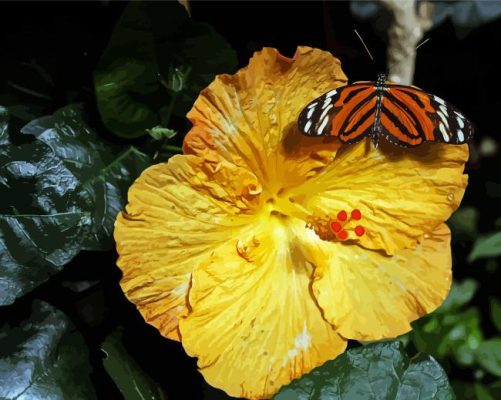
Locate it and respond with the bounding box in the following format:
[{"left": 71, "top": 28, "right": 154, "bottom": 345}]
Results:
[
  {"left": 298, "top": 83, "right": 377, "bottom": 144},
  {"left": 298, "top": 79, "right": 474, "bottom": 147},
  {"left": 380, "top": 84, "right": 474, "bottom": 147}
]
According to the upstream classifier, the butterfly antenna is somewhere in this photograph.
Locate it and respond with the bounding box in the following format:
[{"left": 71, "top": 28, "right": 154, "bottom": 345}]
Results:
[
  {"left": 416, "top": 38, "right": 430, "bottom": 50},
  {"left": 354, "top": 29, "right": 375, "bottom": 62}
]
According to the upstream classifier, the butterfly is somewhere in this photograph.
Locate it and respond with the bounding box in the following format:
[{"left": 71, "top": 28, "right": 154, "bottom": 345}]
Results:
[{"left": 298, "top": 73, "right": 474, "bottom": 148}]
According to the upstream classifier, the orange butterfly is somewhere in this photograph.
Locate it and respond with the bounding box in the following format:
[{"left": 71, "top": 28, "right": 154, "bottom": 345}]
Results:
[{"left": 298, "top": 73, "right": 474, "bottom": 148}]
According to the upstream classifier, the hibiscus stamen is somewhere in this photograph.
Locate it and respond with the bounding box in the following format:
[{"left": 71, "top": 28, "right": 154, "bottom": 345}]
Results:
[
  {"left": 325, "top": 208, "right": 367, "bottom": 241},
  {"left": 337, "top": 230, "right": 348, "bottom": 240},
  {"left": 330, "top": 221, "right": 342, "bottom": 233},
  {"left": 337, "top": 210, "right": 347, "bottom": 221},
  {"left": 354, "top": 225, "right": 365, "bottom": 237},
  {"left": 351, "top": 209, "right": 362, "bottom": 220}
]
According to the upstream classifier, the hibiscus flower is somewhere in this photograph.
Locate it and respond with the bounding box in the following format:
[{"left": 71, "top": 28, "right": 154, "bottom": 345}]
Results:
[{"left": 114, "top": 47, "right": 469, "bottom": 399}]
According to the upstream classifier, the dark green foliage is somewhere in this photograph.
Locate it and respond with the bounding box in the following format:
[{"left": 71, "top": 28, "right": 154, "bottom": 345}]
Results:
[
  {"left": 94, "top": 1, "right": 237, "bottom": 138},
  {"left": 274, "top": 342, "right": 454, "bottom": 400},
  {"left": 0, "top": 105, "right": 150, "bottom": 305},
  {"left": 102, "top": 328, "right": 168, "bottom": 400},
  {"left": 0, "top": 300, "right": 96, "bottom": 399}
]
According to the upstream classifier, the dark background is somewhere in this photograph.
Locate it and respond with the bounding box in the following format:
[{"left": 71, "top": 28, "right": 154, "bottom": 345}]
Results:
[{"left": 1, "top": 1, "right": 499, "bottom": 399}]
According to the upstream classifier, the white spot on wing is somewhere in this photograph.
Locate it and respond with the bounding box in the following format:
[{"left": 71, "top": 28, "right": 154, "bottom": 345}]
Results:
[
  {"left": 322, "top": 98, "right": 331, "bottom": 109},
  {"left": 437, "top": 110, "right": 448, "bottom": 126},
  {"left": 303, "top": 120, "right": 312, "bottom": 133},
  {"left": 454, "top": 110, "right": 464, "bottom": 119},
  {"left": 457, "top": 117, "right": 464, "bottom": 128},
  {"left": 434, "top": 95, "right": 445, "bottom": 105},
  {"left": 317, "top": 115, "right": 329, "bottom": 135},
  {"left": 439, "top": 122, "right": 449, "bottom": 142},
  {"left": 439, "top": 105, "right": 448, "bottom": 116},
  {"left": 319, "top": 104, "right": 333, "bottom": 121},
  {"left": 307, "top": 101, "right": 317, "bottom": 109},
  {"left": 326, "top": 89, "right": 337, "bottom": 98},
  {"left": 457, "top": 130, "right": 465, "bottom": 142},
  {"left": 307, "top": 107, "right": 315, "bottom": 119}
]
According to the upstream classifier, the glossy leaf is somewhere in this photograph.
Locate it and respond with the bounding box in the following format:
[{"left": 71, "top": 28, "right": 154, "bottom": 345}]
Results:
[
  {"left": 476, "top": 338, "right": 501, "bottom": 377},
  {"left": 21, "top": 104, "right": 151, "bottom": 250},
  {"left": 0, "top": 300, "right": 96, "bottom": 399},
  {"left": 468, "top": 232, "right": 501, "bottom": 262},
  {"left": 0, "top": 105, "right": 150, "bottom": 304},
  {"left": 0, "top": 213, "right": 90, "bottom": 305},
  {"left": 102, "top": 328, "right": 167, "bottom": 400},
  {"left": 274, "top": 341, "right": 454, "bottom": 400},
  {"left": 94, "top": 1, "right": 237, "bottom": 138},
  {"left": 0, "top": 107, "right": 90, "bottom": 305}
]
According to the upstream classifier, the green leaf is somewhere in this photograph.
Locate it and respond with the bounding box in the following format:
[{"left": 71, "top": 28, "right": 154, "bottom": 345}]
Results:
[
  {"left": 0, "top": 213, "right": 90, "bottom": 305},
  {"left": 452, "top": 381, "right": 496, "bottom": 400},
  {"left": 447, "top": 206, "right": 479, "bottom": 241},
  {"left": 475, "top": 383, "right": 497, "bottom": 400},
  {"left": 476, "top": 338, "right": 501, "bottom": 377},
  {"left": 94, "top": 1, "right": 237, "bottom": 138},
  {"left": 489, "top": 380, "right": 501, "bottom": 399},
  {"left": 147, "top": 125, "right": 177, "bottom": 141},
  {"left": 412, "top": 307, "right": 483, "bottom": 366},
  {"left": 0, "top": 108, "right": 91, "bottom": 305},
  {"left": 0, "top": 105, "right": 150, "bottom": 304},
  {"left": 440, "top": 279, "right": 478, "bottom": 312},
  {"left": 21, "top": 104, "right": 151, "bottom": 250},
  {"left": 468, "top": 232, "right": 501, "bottom": 262},
  {"left": 0, "top": 300, "right": 96, "bottom": 399},
  {"left": 491, "top": 298, "right": 501, "bottom": 332},
  {"left": 102, "top": 327, "right": 167, "bottom": 400},
  {"left": 273, "top": 341, "right": 454, "bottom": 400}
]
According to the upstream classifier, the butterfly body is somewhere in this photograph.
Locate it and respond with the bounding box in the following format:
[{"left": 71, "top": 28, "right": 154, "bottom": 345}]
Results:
[{"left": 298, "top": 73, "right": 474, "bottom": 148}]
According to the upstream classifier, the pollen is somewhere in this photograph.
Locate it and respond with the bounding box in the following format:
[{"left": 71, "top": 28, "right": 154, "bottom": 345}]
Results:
[
  {"left": 330, "top": 221, "right": 342, "bottom": 233},
  {"left": 337, "top": 230, "right": 348, "bottom": 240},
  {"left": 354, "top": 225, "right": 365, "bottom": 237},
  {"left": 351, "top": 209, "right": 362, "bottom": 220},
  {"left": 315, "top": 208, "right": 367, "bottom": 243},
  {"left": 337, "top": 210, "right": 347, "bottom": 221}
]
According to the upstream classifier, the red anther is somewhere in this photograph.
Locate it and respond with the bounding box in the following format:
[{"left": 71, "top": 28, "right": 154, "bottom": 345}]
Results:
[
  {"left": 330, "top": 221, "right": 342, "bottom": 233},
  {"left": 337, "top": 210, "right": 347, "bottom": 221},
  {"left": 354, "top": 225, "right": 365, "bottom": 237},
  {"left": 351, "top": 209, "right": 362, "bottom": 220},
  {"left": 337, "top": 230, "right": 348, "bottom": 240}
]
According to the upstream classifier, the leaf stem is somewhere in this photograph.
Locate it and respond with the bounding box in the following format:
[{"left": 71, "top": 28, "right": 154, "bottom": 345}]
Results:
[
  {"left": 153, "top": 93, "right": 178, "bottom": 161},
  {"left": 163, "top": 144, "right": 182, "bottom": 153}
]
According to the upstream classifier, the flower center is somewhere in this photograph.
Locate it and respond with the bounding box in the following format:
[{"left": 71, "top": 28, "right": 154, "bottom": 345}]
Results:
[{"left": 306, "top": 209, "right": 366, "bottom": 242}]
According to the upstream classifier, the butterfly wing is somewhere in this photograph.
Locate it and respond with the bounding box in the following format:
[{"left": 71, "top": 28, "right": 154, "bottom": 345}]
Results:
[
  {"left": 381, "top": 84, "right": 474, "bottom": 147},
  {"left": 298, "top": 83, "right": 377, "bottom": 144}
]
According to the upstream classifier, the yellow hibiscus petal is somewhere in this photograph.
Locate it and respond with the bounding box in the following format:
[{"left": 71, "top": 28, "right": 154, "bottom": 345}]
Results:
[
  {"left": 114, "top": 155, "right": 261, "bottom": 340},
  {"left": 183, "top": 46, "right": 347, "bottom": 192},
  {"left": 307, "top": 223, "right": 452, "bottom": 340},
  {"left": 179, "top": 217, "right": 346, "bottom": 399},
  {"left": 291, "top": 140, "right": 468, "bottom": 254}
]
